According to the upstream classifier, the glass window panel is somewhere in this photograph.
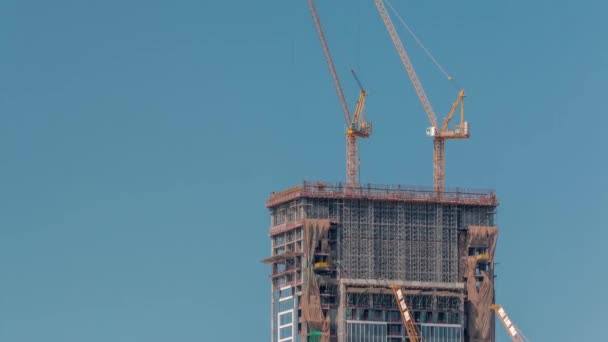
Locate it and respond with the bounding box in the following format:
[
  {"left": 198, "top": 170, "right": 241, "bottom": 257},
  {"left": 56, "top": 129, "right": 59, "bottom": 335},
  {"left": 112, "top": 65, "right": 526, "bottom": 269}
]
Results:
[
  {"left": 279, "top": 298, "right": 293, "bottom": 312},
  {"left": 280, "top": 287, "right": 292, "bottom": 298},
  {"left": 279, "top": 312, "right": 292, "bottom": 326},
  {"left": 346, "top": 322, "right": 387, "bottom": 342},
  {"left": 280, "top": 326, "right": 292, "bottom": 339}
]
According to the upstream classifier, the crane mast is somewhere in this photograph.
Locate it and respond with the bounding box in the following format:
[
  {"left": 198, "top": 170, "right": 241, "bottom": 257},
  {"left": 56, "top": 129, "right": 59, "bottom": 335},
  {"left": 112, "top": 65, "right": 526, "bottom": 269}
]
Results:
[
  {"left": 374, "top": 0, "right": 468, "bottom": 192},
  {"left": 307, "top": 0, "right": 371, "bottom": 186}
]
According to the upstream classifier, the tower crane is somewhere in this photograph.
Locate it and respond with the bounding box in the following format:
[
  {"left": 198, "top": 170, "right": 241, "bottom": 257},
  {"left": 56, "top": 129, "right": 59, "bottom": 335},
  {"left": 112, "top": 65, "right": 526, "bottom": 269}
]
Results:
[
  {"left": 491, "top": 304, "right": 529, "bottom": 342},
  {"left": 391, "top": 284, "right": 422, "bottom": 342},
  {"left": 307, "top": 0, "right": 372, "bottom": 186},
  {"left": 374, "top": 0, "right": 468, "bottom": 192}
]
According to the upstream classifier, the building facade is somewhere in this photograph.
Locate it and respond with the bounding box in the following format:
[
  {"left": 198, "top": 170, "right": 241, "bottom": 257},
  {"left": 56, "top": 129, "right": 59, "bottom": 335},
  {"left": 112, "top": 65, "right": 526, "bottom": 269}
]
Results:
[{"left": 264, "top": 182, "right": 499, "bottom": 342}]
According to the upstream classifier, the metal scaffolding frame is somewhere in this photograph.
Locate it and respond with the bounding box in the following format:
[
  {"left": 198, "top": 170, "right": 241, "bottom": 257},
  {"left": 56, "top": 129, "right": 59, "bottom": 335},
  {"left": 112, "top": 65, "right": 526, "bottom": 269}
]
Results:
[{"left": 265, "top": 182, "right": 498, "bottom": 342}]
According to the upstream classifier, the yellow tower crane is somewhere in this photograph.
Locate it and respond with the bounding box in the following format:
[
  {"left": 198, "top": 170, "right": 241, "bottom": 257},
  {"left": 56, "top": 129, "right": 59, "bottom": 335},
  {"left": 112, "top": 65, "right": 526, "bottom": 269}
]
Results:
[
  {"left": 307, "top": 0, "right": 371, "bottom": 186},
  {"left": 391, "top": 284, "right": 422, "bottom": 342},
  {"left": 491, "top": 304, "right": 529, "bottom": 342},
  {"left": 374, "top": 0, "right": 468, "bottom": 192}
]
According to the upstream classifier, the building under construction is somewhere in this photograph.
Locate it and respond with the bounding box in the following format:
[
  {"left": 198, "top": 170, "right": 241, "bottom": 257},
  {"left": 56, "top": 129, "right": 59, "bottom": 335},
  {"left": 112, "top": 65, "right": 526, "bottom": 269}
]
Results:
[
  {"left": 264, "top": 0, "right": 502, "bottom": 340},
  {"left": 264, "top": 182, "right": 499, "bottom": 342}
]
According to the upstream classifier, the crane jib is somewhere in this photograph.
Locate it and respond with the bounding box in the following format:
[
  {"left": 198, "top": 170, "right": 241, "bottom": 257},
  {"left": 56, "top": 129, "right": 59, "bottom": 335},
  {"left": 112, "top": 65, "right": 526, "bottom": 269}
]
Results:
[{"left": 307, "top": 0, "right": 351, "bottom": 125}]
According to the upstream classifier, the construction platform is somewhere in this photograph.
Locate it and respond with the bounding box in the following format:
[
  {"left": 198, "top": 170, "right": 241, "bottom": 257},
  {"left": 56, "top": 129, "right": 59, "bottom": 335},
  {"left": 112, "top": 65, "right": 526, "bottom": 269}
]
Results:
[{"left": 265, "top": 181, "right": 499, "bottom": 342}]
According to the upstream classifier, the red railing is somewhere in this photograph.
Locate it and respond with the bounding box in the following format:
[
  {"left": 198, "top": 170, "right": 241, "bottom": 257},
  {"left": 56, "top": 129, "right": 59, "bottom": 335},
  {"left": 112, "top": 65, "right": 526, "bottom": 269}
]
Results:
[{"left": 267, "top": 181, "right": 498, "bottom": 208}]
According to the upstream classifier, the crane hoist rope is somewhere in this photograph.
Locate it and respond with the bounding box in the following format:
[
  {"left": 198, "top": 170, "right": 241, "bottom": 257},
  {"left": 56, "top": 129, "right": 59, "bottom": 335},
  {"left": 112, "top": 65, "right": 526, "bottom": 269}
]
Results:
[{"left": 385, "top": 0, "right": 455, "bottom": 83}]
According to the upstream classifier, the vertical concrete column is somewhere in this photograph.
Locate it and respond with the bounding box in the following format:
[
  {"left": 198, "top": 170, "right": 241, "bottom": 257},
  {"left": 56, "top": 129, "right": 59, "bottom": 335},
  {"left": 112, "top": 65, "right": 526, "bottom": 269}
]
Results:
[
  {"left": 337, "top": 282, "right": 346, "bottom": 342},
  {"left": 270, "top": 284, "right": 275, "bottom": 342}
]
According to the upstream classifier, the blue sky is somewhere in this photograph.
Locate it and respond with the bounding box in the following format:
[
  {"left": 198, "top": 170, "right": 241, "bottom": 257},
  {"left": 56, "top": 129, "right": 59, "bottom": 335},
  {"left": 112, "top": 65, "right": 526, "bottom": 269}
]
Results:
[{"left": 1, "top": 0, "right": 606, "bottom": 341}]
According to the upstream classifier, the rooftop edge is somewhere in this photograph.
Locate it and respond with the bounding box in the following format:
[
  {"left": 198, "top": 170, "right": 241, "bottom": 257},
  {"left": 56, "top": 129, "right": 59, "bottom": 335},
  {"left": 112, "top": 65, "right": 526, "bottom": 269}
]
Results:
[{"left": 266, "top": 181, "right": 498, "bottom": 208}]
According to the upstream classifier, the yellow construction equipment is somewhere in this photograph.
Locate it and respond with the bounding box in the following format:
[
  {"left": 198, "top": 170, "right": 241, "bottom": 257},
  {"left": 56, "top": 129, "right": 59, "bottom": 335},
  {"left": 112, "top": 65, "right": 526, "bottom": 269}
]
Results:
[
  {"left": 491, "top": 304, "right": 528, "bottom": 342},
  {"left": 374, "top": 0, "right": 468, "bottom": 192},
  {"left": 313, "top": 261, "right": 329, "bottom": 269},
  {"left": 307, "top": 0, "right": 371, "bottom": 186},
  {"left": 391, "top": 284, "right": 422, "bottom": 342}
]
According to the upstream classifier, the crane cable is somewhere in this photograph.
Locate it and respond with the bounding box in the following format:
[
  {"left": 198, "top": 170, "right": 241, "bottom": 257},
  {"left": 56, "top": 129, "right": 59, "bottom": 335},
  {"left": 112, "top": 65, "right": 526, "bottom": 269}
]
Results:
[{"left": 384, "top": 0, "right": 457, "bottom": 86}]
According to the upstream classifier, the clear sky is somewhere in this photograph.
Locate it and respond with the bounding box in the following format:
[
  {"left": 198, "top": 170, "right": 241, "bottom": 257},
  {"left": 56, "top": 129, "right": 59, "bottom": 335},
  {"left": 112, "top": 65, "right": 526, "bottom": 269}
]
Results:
[{"left": 1, "top": 0, "right": 606, "bottom": 341}]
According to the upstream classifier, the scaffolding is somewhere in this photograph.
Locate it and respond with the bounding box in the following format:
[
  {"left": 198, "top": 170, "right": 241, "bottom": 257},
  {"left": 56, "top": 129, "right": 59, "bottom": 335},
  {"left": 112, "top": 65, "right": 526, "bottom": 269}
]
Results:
[
  {"left": 264, "top": 182, "right": 498, "bottom": 342},
  {"left": 267, "top": 181, "right": 498, "bottom": 208}
]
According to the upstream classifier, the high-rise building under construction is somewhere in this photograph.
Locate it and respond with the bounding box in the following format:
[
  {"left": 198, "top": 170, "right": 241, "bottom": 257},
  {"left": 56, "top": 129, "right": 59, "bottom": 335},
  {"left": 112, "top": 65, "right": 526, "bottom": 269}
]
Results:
[{"left": 264, "top": 181, "right": 499, "bottom": 342}]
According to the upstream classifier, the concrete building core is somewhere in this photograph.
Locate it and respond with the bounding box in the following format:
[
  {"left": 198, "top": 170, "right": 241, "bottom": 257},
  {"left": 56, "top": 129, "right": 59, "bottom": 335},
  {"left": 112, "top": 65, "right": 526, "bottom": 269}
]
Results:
[{"left": 264, "top": 181, "right": 499, "bottom": 342}]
